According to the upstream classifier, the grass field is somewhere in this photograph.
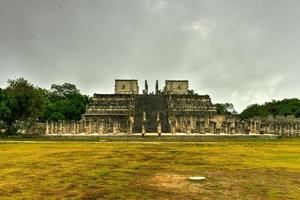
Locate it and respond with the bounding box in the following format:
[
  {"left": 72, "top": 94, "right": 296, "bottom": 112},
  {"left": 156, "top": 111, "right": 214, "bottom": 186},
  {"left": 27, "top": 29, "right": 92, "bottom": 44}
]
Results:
[{"left": 0, "top": 139, "right": 300, "bottom": 199}]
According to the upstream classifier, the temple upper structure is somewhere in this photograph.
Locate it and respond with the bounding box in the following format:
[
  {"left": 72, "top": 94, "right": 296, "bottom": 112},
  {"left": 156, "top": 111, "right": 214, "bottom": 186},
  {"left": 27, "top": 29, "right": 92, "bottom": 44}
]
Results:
[
  {"left": 114, "top": 79, "right": 139, "bottom": 94},
  {"left": 164, "top": 80, "right": 189, "bottom": 95},
  {"left": 80, "top": 79, "right": 217, "bottom": 133}
]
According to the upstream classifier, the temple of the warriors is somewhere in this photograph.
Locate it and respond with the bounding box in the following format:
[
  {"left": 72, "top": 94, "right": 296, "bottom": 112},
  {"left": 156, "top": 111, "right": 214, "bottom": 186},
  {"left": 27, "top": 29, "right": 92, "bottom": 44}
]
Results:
[{"left": 43, "top": 79, "right": 300, "bottom": 136}]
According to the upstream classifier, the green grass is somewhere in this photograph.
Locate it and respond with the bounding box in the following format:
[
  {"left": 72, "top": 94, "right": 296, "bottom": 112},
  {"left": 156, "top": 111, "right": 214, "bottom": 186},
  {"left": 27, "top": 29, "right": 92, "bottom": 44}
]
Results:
[{"left": 0, "top": 139, "right": 300, "bottom": 199}]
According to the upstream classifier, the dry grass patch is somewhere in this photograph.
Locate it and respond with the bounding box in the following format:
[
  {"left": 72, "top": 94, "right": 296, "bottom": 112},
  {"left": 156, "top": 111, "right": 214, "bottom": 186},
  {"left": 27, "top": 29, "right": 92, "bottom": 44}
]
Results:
[{"left": 0, "top": 139, "right": 300, "bottom": 199}]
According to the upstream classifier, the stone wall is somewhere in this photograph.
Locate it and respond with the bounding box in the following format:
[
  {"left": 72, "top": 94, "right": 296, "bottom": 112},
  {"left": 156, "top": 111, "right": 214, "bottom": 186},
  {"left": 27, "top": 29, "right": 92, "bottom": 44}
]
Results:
[
  {"left": 45, "top": 119, "right": 130, "bottom": 135},
  {"left": 164, "top": 80, "right": 189, "bottom": 95},
  {"left": 42, "top": 115, "right": 300, "bottom": 136},
  {"left": 82, "top": 94, "right": 133, "bottom": 121},
  {"left": 114, "top": 79, "right": 139, "bottom": 94}
]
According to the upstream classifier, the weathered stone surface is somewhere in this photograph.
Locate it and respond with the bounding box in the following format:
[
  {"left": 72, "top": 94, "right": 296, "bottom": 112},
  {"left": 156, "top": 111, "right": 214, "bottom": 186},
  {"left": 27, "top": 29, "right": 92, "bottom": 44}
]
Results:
[
  {"left": 115, "top": 79, "right": 139, "bottom": 95},
  {"left": 164, "top": 80, "right": 189, "bottom": 95},
  {"left": 41, "top": 79, "right": 300, "bottom": 136}
]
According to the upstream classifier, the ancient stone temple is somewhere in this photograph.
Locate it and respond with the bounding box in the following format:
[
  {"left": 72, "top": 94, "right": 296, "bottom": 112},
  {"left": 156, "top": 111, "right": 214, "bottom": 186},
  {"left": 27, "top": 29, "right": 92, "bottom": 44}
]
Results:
[
  {"left": 80, "top": 79, "right": 217, "bottom": 134},
  {"left": 44, "top": 79, "right": 300, "bottom": 136}
]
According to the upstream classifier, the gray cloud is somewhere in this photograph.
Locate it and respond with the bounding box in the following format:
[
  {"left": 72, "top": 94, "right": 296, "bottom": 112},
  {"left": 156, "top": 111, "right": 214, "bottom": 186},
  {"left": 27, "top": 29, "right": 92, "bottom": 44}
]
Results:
[{"left": 0, "top": 0, "right": 299, "bottom": 111}]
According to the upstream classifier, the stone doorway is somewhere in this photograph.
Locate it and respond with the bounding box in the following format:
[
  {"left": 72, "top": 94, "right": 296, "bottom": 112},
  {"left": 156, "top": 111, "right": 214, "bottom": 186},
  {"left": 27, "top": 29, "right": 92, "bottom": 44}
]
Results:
[{"left": 133, "top": 95, "right": 170, "bottom": 133}]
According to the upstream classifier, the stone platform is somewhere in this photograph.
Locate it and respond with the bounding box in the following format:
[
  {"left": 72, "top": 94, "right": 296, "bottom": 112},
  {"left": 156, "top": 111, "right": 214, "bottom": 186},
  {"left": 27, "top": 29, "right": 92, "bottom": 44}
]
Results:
[{"left": 41, "top": 133, "right": 280, "bottom": 141}]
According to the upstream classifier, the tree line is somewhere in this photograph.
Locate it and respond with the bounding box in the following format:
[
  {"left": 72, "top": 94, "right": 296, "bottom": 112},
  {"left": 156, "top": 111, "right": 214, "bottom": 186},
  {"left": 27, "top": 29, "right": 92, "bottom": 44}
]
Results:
[
  {"left": 216, "top": 99, "right": 300, "bottom": 119},
  {"left": 0, "top": 78, "right": 89, "bottom": 135},
  {"left": 0, "top": 77, "right": 299, "bottom": 135}
]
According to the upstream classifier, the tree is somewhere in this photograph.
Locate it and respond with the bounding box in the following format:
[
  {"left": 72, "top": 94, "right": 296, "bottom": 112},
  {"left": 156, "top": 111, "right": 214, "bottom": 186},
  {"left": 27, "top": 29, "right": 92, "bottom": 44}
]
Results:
[
  {"left": 50, "top": 83, "right": 79, "bottom": 98},
  {"left": 239, "top": 104, "right": 269, "bottom": 119},
  {"left": 0, "top": 89, "right": 11, "bottom": 128},
  {"left": 187, "top": 89, "right": 198, "bottom": 95},
  {"left": 216, "top": 103, "right": 237, "bottom": 115},
  {"left": 4, "top": 78, "right": 45, "bottom": 134},
  {"left": 40, "top": 83, "right": 89, "bottom": 121},
  {"left": 239, "top": 98, "right": 300, "bottom": 119}
]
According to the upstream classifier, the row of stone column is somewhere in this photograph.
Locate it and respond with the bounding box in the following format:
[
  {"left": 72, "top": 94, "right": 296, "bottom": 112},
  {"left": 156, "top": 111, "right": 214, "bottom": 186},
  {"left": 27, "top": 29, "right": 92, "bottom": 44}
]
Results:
[
  {"left": 141, "top": 112, "right": 162, "bottom": 136},
  {"left": 248, "top": 120, "right": 300, "bottom": 135},
  {"left": 44, "top": 119, "right": 300, "bottom": 135},
  {"left": 171, "top": 117, "right": 300, "bottom": 135},
  {"left": 45, "top": 120, "right": 124, "bottom": 135}
]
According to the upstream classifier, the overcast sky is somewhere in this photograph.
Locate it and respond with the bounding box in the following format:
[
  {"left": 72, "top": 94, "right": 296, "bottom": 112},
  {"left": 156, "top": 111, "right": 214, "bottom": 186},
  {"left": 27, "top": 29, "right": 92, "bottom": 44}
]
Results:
[{"left": 0, "top": 0, "right": 299, "bottom": 112}]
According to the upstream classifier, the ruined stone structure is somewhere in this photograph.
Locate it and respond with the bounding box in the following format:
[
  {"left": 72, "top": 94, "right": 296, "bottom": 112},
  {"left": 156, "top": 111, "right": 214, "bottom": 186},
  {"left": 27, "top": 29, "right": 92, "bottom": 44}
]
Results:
[
  {"left": 164, "top": 80, "right": 189, "bottom": 95},
  {"left": 44, "top": 79, "right": 300, "bottom": 136},
  {"left": 115, "top": 79, "right": 139, "bottom": 95}
]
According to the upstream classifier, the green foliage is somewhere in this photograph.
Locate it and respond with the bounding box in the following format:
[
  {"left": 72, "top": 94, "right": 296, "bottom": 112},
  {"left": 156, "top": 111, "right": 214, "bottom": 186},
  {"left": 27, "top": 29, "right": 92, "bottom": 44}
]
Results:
[
  {"left": 50, "top": 83, "right": 80, "bottom": 97},
  {"left": 0, "top": 78, "right": 89, "bottom": 134},
  {"left": 240, "top": 98, "right": 300, "bottom": 119},
  {"left": 4, "top": 78, "right": 45, "bottom": 134},
  {"left": 6, "top": 78, "right": 45, "bottom": 120},
  {"left": 49, "top": 112, "right": 65, "bottom": 121},
  {"left": 40, "top": 83, "right": 89, "bottom": 121},
  {"left": 216, "top": 103, "right": 237, "bottom": 115},
  {"left": 0, "top": 88, "right": 11, "bottom": 121},
  {"left": 187, "top": 89, "right": 198, "bottom": 95}
]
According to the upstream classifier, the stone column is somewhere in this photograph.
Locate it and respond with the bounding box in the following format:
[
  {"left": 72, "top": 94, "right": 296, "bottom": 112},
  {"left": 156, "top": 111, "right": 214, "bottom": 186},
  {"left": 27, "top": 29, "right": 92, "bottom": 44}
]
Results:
[
  {"left": 282, "top": 123, "right": 286, "bottom": 136},
  {"left": 75, "top": 122, "right": 79, "bottom": 134},
  {"left": 128, "top": 116, "right": 134, "bottom": 134},
  {"left": 256, "top": 122, "right": 260, "bottom": 134},
  {"left": 129, "top": 120, "right": 133, "bottom": 134},
  {"left": 85, "top": 121, "right": 89, "bottom": 134},
  {"left": 100, "top": 121, "right": 104, "bottom": 134},
  {"left": 157, "top": 121, "right": 162, "bottom": 136},
  {"left": 89, "top": 121, "right": 92, "bottom": 135},
  {"left": 113, "top": 121, "right": 119, "bottom": 134},
  {"left": 45, "top": 121, "right": 49, "bottom": 134},
  {"left": 65, "top": 121, "right": 69, "bottom": 134},
  {"left": 142, "top": 112, "right": 146, "bottom": 136},
  {"left": 209, "top": 122, "right": 214, "bottom": 134},
  {"left": 157, "top": 112, "right": 161, "bottom": 136},
  {"left": 72, "top": 121, "right": 76, "bottom": 135},
  {"left": 63, "top": 121, "right": 67, "bottom": 134},
  {"left": 186, "top": 119, "right": 191, "bottom": 134},
  {"left": 169, "top": 117, "right": 176, "bottom": 134},
  {"left": 278, "top": 123, "right": 282, "bottom": 136},
  {"left": 172, "top": 121, "right": 176, "bottom": 134},
  {"left": 253, "top": 121, "right": 257, "bottom": 134},
  {"left": 249, "top": 120, "right": 252, "bottom": 133},
  {"left": 53, "top": 122, "right": 57, "bottom": 134},
  {"left": 50, "top": 121, "right": 54, "bottom": 134},
  {"left": 83, "top": 120, "right": 87, "bottom": 135},
  {"left": 92, "top": 120, "right": 95, "bottom": 134},
  {"left": 267, "top": 123, "right": 270, "bottom": 134},
  {"left": 65, "top": 121, "right": 68, "bottom": 134},
  {"left": 206, "top": 119, "right": 210, "bottom": 133},
  {"left": 232, "top": 121, "right": 236, "bottom": 134},
  {"left": 58, "top": 121, "right": 62, "bottom": 135},
  {"left": 271, "top": 123, "right": 275, "bottom": 134}
]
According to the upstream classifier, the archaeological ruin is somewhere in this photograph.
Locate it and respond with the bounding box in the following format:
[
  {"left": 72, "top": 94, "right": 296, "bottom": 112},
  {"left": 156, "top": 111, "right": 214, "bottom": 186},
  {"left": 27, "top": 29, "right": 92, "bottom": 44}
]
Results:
[{"left": 43, "top": 79, "right": 300, "bottom": 136}]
